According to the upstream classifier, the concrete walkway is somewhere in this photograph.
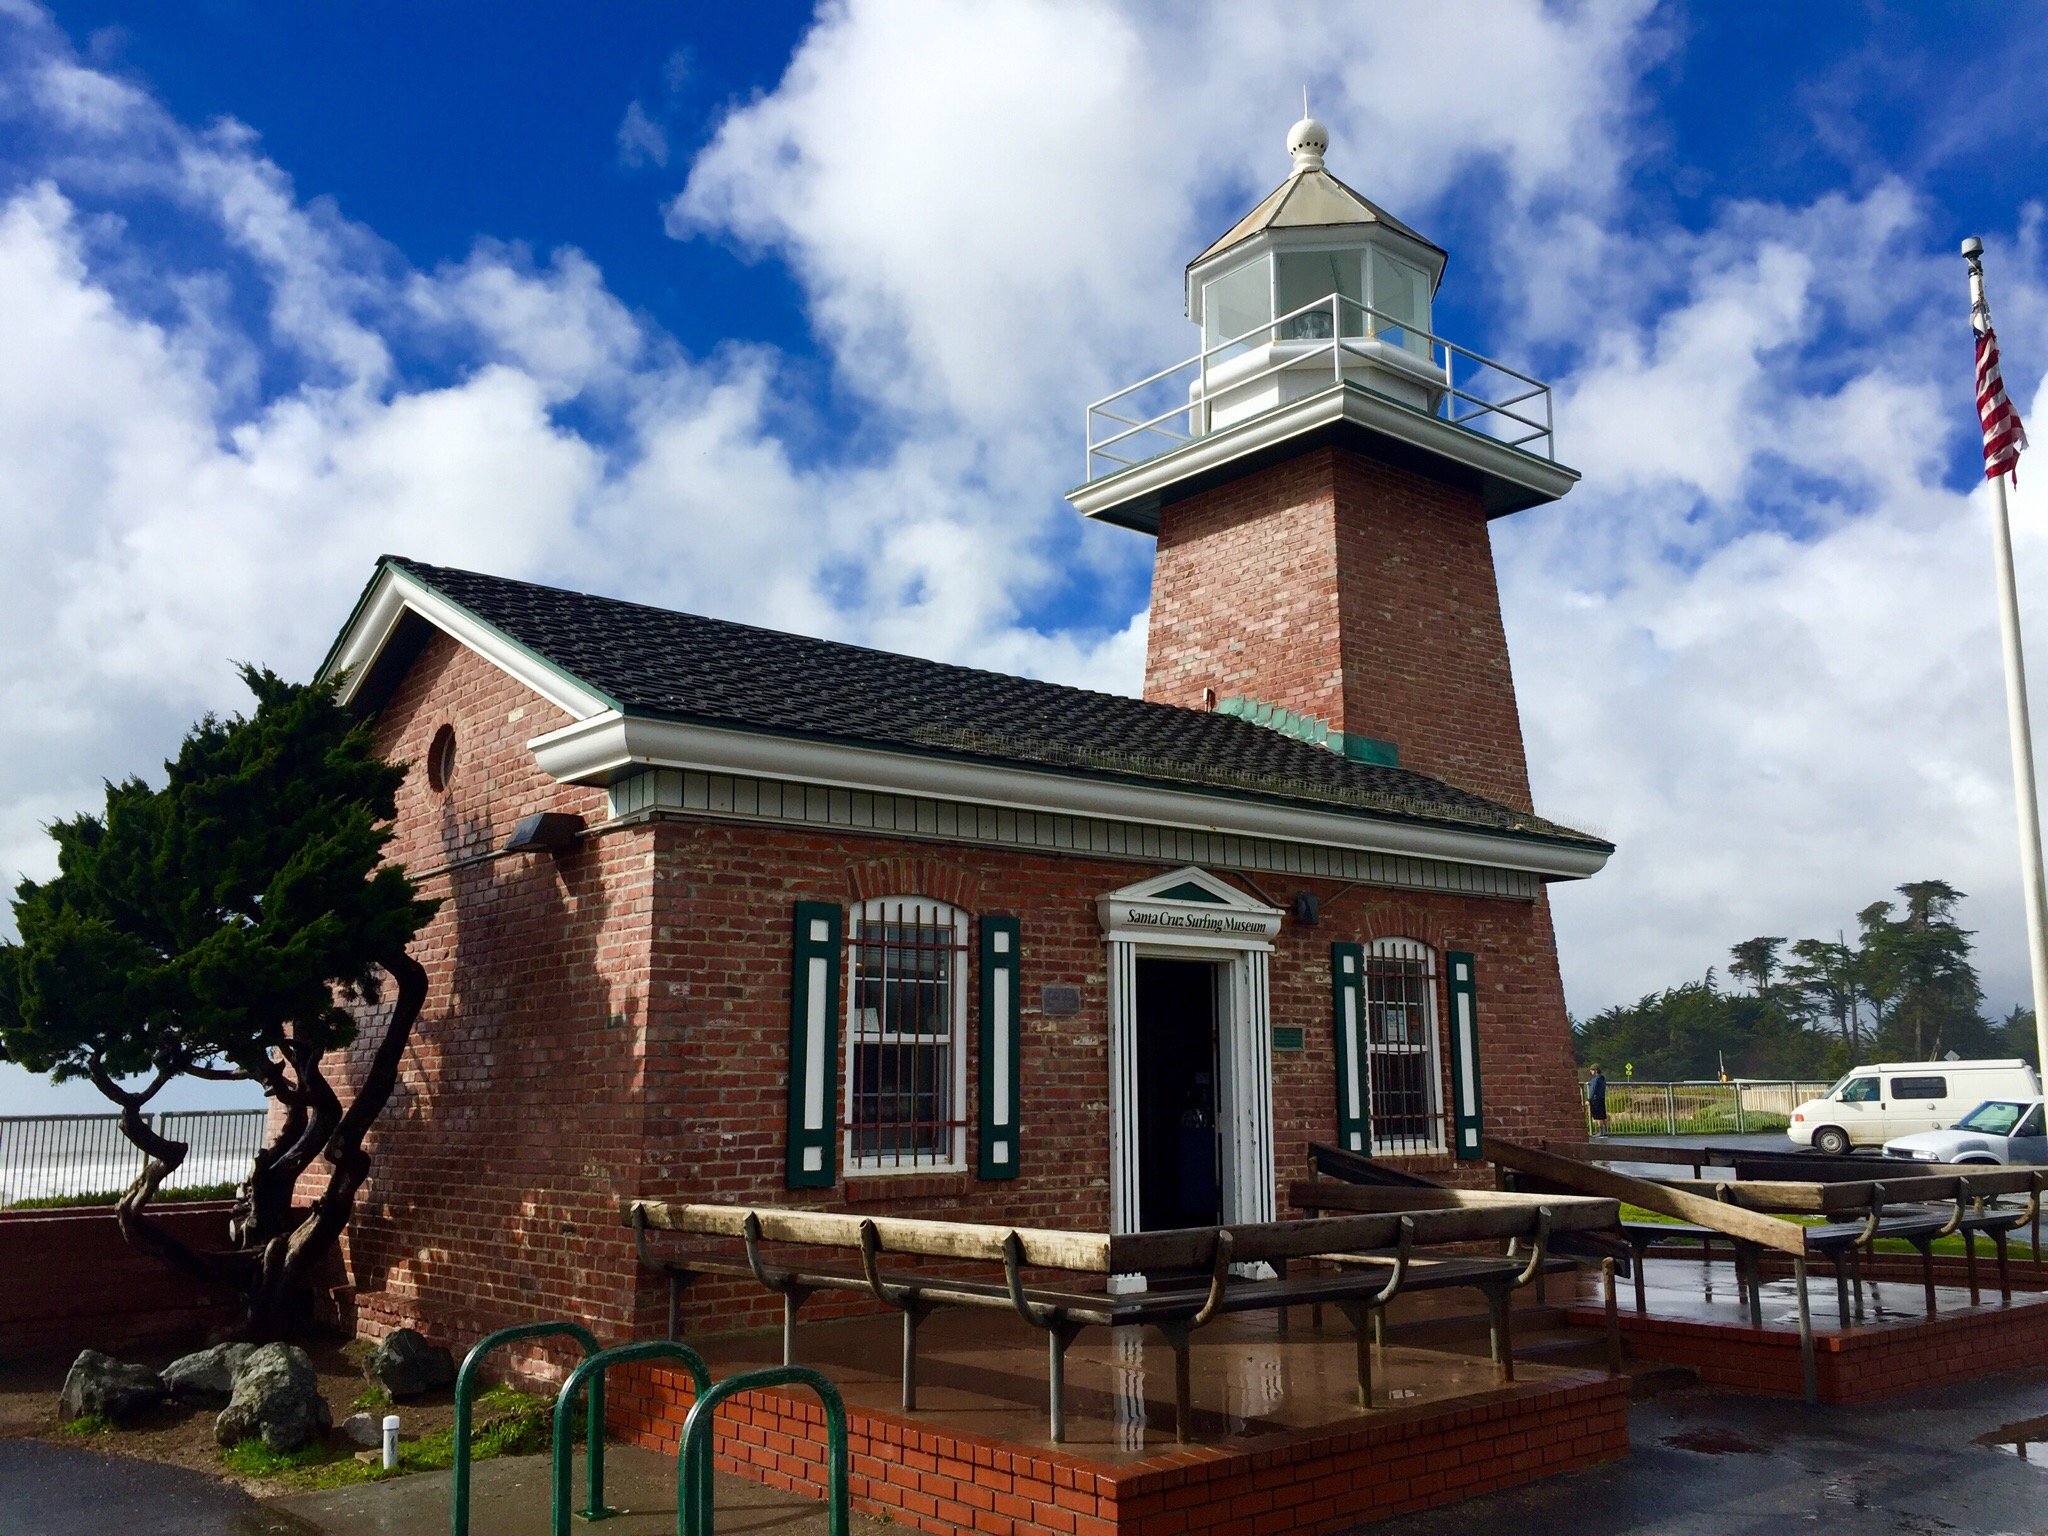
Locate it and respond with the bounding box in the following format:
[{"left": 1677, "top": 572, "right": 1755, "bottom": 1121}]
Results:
[{"left": 271, "top": 1446, "right": 891, "bottom": 1536}]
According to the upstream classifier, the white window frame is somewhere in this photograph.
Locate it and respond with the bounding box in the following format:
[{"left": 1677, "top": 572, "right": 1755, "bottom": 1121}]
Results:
[
  {"left": 843, "top": 896, "right": 970, "bottom": 1175},
  {"left": 1364, "top": 937, "right": 1446, "bottom": 1155}
]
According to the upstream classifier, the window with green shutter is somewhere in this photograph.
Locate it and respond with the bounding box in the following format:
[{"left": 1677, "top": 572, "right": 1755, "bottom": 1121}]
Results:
[
  {"left": 978, "top": 916, "right": 1021, "bottom": 1179},
  {"left": 787, "top": 901, "right": 842, "bottom": 1188}
]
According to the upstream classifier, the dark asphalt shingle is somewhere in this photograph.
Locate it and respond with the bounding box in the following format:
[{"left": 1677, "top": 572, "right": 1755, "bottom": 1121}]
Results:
[{"left": 384, "top": 557, "right": 1607, "bottom": 853}]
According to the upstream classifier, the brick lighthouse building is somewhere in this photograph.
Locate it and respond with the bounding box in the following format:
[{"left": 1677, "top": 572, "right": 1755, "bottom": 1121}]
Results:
[{"left": 317, "top": 116, "right": 1606, "bottom": 1347}]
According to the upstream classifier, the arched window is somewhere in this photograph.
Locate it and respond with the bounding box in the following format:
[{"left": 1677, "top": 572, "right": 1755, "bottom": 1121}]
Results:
[
  {"left": 845, "top": 897, "right": 968, "bottom": 1172},
  {"left": 1364, "top": 938, "right": 1444, "bottom": 1153}
]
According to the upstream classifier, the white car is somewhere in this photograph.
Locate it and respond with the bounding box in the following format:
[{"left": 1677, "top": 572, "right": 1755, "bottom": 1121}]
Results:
[
  {"left": 1883, "top": 1098, "right": 2047, "bottom": 1166},
  {"left": 1788, "top": 1059, "right": 2042, "bottom": 1155}
]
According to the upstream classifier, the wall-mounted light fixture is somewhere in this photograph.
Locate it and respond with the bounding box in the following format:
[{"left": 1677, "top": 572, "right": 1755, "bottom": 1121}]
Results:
[{"left": 501, "top": 811, "right": 586, "bottom": 854}]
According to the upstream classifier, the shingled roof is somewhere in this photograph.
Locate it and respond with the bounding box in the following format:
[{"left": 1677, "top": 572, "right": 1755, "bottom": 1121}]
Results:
[{"left": 361, "top": 557, "right": 1607, "bottom": 856}]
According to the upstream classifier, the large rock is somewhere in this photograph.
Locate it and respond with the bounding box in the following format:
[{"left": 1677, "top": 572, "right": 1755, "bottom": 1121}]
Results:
[
  {"left": 214, "top": 1343, "right": 331, "bottom": 1452},
  {"left": 162, "top": 1342, "right": 257, "bottom": 1406},
  {"left": 59, "top": 1350, "right": 166, "bottom": 1424},
  {"left": 363, "top": 1328, "right": 455, "bottom": 1399}
]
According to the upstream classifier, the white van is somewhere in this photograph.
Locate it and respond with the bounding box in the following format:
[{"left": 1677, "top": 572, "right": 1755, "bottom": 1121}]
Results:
[{"left": 1789, "top": 1060, "right": 2043, "bottom": 1155}]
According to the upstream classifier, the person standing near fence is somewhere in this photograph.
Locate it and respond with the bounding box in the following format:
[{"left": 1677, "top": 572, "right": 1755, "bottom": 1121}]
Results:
[{"left": 1586, "top": 1064, "right": 1609, "bottom": 1138}]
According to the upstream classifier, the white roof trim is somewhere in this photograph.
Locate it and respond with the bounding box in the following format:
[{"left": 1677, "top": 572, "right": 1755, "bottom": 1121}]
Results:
[
  {"left": 527, "top": 712, "right": 1610, "bottom": 881},
  {"left": 322, "top": 565, "right": 614, "bottom": 720}
]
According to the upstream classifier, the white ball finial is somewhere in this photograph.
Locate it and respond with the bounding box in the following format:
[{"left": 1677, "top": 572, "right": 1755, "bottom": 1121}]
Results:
[{"left": 1287, "top": 115, "right": 1328, "bottom": 173}]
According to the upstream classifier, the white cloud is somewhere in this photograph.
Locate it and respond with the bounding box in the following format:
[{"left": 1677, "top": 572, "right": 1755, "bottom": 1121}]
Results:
[
  {"left": 5, "top": 0, "right": 2048, "bottom": 1123},
  {"left": 616, "top": 100, "right": 669, "bottom": 170}
]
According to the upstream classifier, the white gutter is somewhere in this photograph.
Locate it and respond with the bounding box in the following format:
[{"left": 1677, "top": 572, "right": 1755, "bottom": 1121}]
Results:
[{"left": 527, "top": 712, "right": 1610, "bottom": 881}]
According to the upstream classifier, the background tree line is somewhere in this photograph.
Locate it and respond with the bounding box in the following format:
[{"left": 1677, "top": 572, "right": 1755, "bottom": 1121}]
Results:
[{"left": 1573, "top": 880, "right": 2042, "bottom": 1082}]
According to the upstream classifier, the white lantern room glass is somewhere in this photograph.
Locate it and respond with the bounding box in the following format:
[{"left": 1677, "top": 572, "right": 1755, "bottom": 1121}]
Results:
[
  {"left": 1274, "top": 250, "right": 1363, "bottom": 340},
  {"left": 1203, "top": 256, "right": 1272, "bottom": 358},
  {"left": 1368, "top": 250, "right": 1431, "bottom": 357}
]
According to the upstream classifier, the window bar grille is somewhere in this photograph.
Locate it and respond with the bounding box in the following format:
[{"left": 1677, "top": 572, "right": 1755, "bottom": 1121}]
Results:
[
  {"left": 848, "top": 900, "right": 970, "bottom": 1171},
  {"left": 1363, "top": 944, "right": 1448, "bottom": 1155}
]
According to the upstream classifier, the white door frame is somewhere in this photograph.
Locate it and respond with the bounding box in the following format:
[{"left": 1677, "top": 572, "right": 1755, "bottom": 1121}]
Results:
[{"left": 1098, "top": 869, "right": 1283, "bottom": 1265}]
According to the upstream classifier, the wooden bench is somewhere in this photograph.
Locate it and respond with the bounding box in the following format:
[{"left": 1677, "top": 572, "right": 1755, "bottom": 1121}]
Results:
[
  {"left": 626, "top": 1195, "right": 1617, "bottom": 1443},
  {"left": 1287, "top": 1180, "right": 1610, "bottom": 1376}
]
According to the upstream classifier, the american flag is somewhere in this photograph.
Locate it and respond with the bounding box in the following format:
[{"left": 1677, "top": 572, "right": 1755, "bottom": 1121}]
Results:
[{"left": 1977, "top": 324, "right": 2029, "bottom": 482}]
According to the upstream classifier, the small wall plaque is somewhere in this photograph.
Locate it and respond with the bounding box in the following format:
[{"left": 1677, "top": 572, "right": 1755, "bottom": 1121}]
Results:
[
  {"left": 1271, "top": 1026, "right": 1305, "bottom": 1052},
  {"left": 1040, "top": 984, "right": 1081, "bottom": 1016}
]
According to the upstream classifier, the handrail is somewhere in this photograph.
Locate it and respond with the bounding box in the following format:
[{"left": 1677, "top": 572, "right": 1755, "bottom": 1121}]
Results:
[
  {"left": 452, "top": 1322, "right": 604, "bottom": 1536},
  {"left": 1083, "top": 289, "right": 1556, "bottom": 482}
]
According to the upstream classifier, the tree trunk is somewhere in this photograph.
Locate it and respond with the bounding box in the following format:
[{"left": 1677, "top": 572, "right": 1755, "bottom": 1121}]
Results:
[{"left": 235, "top": 952, "right": 428, "bottom": 1341}]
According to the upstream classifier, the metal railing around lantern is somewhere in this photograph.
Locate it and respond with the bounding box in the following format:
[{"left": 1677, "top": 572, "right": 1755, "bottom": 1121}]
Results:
[{"left": 1084, "top": 291, "right": 1556, "bottom": 483}]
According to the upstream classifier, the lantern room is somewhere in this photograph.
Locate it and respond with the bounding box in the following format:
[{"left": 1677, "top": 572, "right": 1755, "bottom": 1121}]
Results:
[{"left": 1186, "top": 116, "right": 1449, "bottom": 429}]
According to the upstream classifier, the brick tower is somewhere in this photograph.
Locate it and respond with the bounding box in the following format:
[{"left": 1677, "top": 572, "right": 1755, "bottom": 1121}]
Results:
[{"left": 1070, "top": 117, "right": 1577, "bottom": 812}]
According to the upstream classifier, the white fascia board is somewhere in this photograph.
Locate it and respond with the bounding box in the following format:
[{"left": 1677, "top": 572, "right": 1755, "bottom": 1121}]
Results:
[
  {"left": 322, "top": 566, "right": 614, "bottom": 720},
  {"left": 1068, "top": 382, "right": 1579, "bottom": 525},
  {"left": 527, "top": 712, "right": 1611, "bottom": 882}
]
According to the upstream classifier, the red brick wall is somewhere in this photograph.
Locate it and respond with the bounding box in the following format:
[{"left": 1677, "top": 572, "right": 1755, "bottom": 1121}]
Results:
[
  {"left": 1579, "top": 1292, "right": 2048, "bottom": 1403},
  {"left": 0, "top": 1203, "right": 240, "bottom": 1359},
  {"left": 1145, "top": 445, "right": 1535, "bottom": 811},
  {"left": 607, "top": 1361, "right": 1629, "bottom": 1536},
  {"left": 326, "top": 629, "right": 1583, "bottom": 1356}
]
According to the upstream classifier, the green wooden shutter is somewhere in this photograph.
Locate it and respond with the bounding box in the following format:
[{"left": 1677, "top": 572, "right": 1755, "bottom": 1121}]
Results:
[
  {"left": 978, "top": 916, "right": 1021, "bottom": 1180},
  {"left": 787, "top": 901, "right": 843, "bottom": 1189},
  {"left": 1445, "top": 950, "right": 1484, "bottom": 1160},
  {"left": 1330, "top": 943, "right": 1369, "bottom": 1153}
]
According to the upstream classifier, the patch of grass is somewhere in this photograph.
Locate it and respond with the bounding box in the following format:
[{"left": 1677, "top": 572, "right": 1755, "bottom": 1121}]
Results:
[
  {"left": 56, "top": 1413, "right": 113, "bottom": 1437},
  {"left": 350, "top": 1385, "right": 389, "bottom": 1412},
  {"left": 221, "top": 1385, "right": 575, "bottom": 1491},
  {"left": 7, "top": 1183, "right": 237, "bottom": 1211}
]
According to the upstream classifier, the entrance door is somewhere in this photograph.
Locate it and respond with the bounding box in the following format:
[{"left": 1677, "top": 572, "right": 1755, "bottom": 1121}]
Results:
[{"left": 1134, "top": 957, "right": 1221, "bottom": 1232}]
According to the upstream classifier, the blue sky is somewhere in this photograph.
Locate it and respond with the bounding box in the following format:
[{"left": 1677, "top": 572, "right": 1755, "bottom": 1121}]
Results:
[{"left": 5, "top": 1, "right": 2048, "bottom": 1112}]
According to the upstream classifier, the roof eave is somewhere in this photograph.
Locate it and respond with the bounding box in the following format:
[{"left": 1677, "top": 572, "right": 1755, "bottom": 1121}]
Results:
[{"left": 527, "top": 711, "right": 1613, "bottom": 881}]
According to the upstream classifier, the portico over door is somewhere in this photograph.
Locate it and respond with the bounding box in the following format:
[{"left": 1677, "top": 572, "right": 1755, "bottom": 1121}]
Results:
[{"left": 1098, "top": 867, "right": 1283, "bottom": 1246}]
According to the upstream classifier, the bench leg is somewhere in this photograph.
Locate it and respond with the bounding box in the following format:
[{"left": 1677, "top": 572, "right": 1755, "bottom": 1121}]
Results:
[
  {"left": 782, "top": 1286, "right": 813, "bottom": 1366},
  {"left": 1744, "top": 1245, "right": 1763, "bottom": 1329},
  {"left": 1834, "top": 1254, "right": 1851, "bottom": 1325},
  {"left": 1046, "top": 1322, "right": 1082, "bottom": 1445},
  {"left": 1155, "top": 1323, "right": 1194, "bottom": 1444},
  {"left": 1966, "top": 1231, "right": 1982, "bottom": 1305},
  {"left": 1335, "top": 1301, "right": 1372, "bottom": 1410},
  {"left": 1488, "top": 1286, "right": 1515, "bottom": 1383},
  {"left": 1371, "top": 1308, "right": 1386, "bottom": 1349},
  {"left": 667, "top": 1272, "right": 681, "bottom": 1343},
  {"left": 1794, "top": 1255, "right": 1816, "bottom": 1405},
  {"left": 1996, "top": 1230, "right": 2012, "bottom": 1303},
  {"left": 1918, "top": 1241, "right": 1937, "bottom": 1317},
  {"left": 1631, "top": 1240, "right": 1648, "bottom": 1316},
  {"left": 901, "top": 1301, "right": 930, "bottom": 1413},
  {"left": 1602, "top": 1258, "right": 1622, "bottom": 1376},
  {"left": 1850, "top": 1245, "right": 1866, "bottom": 1322}
]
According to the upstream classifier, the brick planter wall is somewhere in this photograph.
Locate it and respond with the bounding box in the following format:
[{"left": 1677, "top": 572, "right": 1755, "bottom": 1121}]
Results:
[
  {"left": 1571, "top": 1290, "right": 2048, "bottom": 1403},
  {"left": 606, "top": 1360, "right": 1628, "bottom": 1536},
  {"left": 0, "top": 1202, "right": 240, "bottom": 1359}
]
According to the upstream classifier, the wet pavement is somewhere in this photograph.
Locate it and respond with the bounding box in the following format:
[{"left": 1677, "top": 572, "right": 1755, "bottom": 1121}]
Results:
[
  {"left": 1359, "top": 1366, "right": 2048, "bottom": 1535},
  {"left": 0, "top": 1436, "right": 310, "bottom": 1536}
]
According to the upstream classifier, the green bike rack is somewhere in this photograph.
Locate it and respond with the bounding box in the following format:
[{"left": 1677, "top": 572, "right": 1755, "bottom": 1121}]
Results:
[
  {"left": 677, "top": 1364, "right": 849, "bottom": 1536},
  {"left": 451, "top": 1322, "right": 602, "bottom": 1536},
  {"left": 554, "top": 1340, "right": 714, "bottom": 1536}
]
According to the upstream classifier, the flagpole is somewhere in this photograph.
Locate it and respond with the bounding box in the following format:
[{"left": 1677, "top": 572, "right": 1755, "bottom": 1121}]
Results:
[{"left": 1965, "top": 237, "right": 2048, "bottom": 1077}]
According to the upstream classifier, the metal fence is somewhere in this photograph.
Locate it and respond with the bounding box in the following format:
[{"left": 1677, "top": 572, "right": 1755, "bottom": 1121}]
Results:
[
  {"left": 0, "top": 1110, "right": 266, "bottom": 1207},
  {"left": 1592, "top": 1080, "right": 1834, "bottom": 1138}
]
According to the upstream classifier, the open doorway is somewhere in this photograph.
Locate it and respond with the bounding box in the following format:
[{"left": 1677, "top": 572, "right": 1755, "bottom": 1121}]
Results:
[{"left": 1134, "top": 957, "right": 1221, "bottom": 1231}]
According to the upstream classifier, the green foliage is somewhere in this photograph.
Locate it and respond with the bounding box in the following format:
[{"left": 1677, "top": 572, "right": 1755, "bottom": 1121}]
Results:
[
  {"left": 56, "top": 1413, "right": 113, "bottom": 1437},
  {"left": 7, "top": 1182, "right": 236, "bottom": 1211},
  {"left": 350, "top": 1384, "right": 390, "bottom": 1412},
  {"left": 0, "top": 667, "right": 436, "bottom": 1089},
  {"left": 1576, "top": 878, "right": 2039, "bottom": 1078},
  {"left": 219, "top": 1386, "right": 567, "bottom": 1491}
]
